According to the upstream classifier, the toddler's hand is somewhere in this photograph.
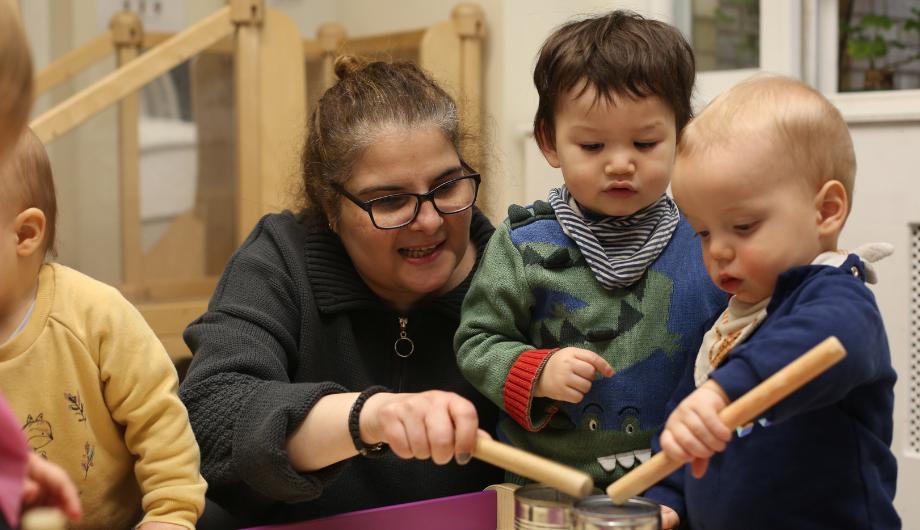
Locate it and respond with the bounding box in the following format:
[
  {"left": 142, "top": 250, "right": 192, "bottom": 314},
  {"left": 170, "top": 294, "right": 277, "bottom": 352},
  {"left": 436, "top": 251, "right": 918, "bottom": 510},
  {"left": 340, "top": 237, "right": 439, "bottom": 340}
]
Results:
[
  {"left": 534, "top": 347, "right": 613, "bottom": 403},
  {"left": 660, "top": 380, "right": 731, "bottom": 478}
]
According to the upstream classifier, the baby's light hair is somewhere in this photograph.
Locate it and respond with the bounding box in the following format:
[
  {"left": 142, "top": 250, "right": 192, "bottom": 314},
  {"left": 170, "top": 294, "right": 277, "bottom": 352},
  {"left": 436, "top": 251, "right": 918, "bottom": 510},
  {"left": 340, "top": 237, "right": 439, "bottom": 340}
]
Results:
[
  {"left": 0, "top": 128, "right": 57, "bottom": 255},
  {"left": 0, "top": 0, "right": 33, "bottom": 159},
  {"left": 679, "top": 75, "right": 855, "bottom": 207}
]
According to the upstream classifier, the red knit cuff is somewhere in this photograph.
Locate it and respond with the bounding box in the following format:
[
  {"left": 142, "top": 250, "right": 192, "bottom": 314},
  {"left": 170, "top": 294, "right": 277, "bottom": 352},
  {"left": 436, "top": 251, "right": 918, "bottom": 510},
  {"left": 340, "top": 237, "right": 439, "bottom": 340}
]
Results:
[{"left": 504, "top": 348, "right": 559, "bottom": 432}]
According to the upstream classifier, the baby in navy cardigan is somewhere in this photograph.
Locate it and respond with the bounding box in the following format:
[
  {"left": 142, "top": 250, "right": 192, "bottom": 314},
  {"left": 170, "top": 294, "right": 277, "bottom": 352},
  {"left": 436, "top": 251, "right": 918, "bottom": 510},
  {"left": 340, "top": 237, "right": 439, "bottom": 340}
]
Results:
[{"left": 646, "top": 74, "right": 900, "bottom": 530}]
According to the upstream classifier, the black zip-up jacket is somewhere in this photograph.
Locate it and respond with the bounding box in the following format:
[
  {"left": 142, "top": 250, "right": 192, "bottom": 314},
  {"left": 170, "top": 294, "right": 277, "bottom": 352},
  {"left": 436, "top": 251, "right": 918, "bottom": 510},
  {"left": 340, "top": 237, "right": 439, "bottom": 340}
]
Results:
[{"left": 179, "top": 209, "right": 501, "bottom": 525}]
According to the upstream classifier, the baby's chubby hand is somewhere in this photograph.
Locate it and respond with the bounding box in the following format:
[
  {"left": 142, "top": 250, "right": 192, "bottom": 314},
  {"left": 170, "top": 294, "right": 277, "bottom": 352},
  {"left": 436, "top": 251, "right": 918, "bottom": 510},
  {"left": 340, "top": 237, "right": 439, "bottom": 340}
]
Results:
[
  {"left": 534, "top": 347, "right": 614, "bottom": 403},
  {"left": 660, "top": 505, "right": 680, "bottom": 529},
  {"left": 660, "top": 380, "right": 731, "bottom": 478}
]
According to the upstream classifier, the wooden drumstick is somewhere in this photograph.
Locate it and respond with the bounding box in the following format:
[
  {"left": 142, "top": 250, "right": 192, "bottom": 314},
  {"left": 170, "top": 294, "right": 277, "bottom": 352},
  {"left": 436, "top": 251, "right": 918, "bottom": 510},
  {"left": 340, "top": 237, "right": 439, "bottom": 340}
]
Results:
[
  {"left": 21, "top": 508, "right": 66, "bottom": 530},
  {"left": 607, "top": 336, "right": 847, "bottom": 505},
  {"left": 474, "top": 436, "right": 594, "bottom": 498}
]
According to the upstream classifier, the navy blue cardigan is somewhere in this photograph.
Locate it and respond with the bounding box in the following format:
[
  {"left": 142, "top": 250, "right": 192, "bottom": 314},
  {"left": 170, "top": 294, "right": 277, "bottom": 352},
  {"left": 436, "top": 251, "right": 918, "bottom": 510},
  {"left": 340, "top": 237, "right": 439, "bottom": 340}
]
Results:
[{"left": 647, "top": 254, "right": 899, "bottom": 530}]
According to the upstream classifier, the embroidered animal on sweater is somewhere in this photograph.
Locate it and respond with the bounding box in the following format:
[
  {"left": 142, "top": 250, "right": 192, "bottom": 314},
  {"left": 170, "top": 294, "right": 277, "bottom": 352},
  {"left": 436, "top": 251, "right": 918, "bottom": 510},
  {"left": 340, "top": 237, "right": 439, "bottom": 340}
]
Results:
[{"left": 23, "top": 412, "right": 54, "bottom": 453}]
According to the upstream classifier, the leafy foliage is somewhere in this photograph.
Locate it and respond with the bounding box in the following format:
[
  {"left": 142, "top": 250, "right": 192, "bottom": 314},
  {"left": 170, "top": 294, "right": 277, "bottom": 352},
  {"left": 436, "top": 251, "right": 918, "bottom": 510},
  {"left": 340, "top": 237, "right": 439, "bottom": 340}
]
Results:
[{"left": 845, "top": 7, "right": 920, "bottom": 70}]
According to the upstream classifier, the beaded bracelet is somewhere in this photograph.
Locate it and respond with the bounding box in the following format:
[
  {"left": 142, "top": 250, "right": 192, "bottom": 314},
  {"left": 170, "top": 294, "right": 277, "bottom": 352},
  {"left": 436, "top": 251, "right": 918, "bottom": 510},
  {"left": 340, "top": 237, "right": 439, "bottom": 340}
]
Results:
[{"left": 348, "top": 385, "right": 391, "bottom": 456}]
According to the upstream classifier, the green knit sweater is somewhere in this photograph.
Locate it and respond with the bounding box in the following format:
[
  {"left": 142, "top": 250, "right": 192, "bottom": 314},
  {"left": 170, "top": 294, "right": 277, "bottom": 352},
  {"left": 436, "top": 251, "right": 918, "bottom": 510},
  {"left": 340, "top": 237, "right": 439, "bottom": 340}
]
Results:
[{"left": 455, "top": 202, "right": 725, "bottom": 486}]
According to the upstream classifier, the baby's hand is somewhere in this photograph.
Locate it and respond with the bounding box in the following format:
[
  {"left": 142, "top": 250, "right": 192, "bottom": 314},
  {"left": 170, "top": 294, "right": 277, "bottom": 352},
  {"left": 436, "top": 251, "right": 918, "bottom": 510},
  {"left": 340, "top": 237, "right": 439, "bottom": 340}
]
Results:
[
  {"left": 660, "top": 380, "right": 731, "bottom": 478},
  {"left": 660, "top": 505, "right": 680, "bottom": 529},
  {"left": 137, "top": 523, "right": 188, "bottom": 530},
  {"left": 22, "top": 452, "right": 82, "bottom": 522},
  {"left": 534, "top": 347, "right": 614, "bottom": 403}
]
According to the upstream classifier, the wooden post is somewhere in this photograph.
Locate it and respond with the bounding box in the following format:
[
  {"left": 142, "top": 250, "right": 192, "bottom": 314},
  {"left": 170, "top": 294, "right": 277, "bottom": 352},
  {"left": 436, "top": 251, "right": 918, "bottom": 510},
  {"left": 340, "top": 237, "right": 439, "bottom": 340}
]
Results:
[
  {"left": 111, "top": 11, "right": 144, "bottom": 288},
  {"left": 451, "top": 3, "right": 485, "bottom": 169},
  {"left": 190, "top": 52, "right": 236, "bottom": 276},
  {"left": 231, "top": 0, "right": 263, "bottom": 243},
  {"left": 317, "top": 23, "right": 346, "bottom": 91},
  {"left": 231, "top": 1, "right": 306, "bottom": 242},
  {"left": 419, "top": 4, "right": 485, "bottom": 171}
]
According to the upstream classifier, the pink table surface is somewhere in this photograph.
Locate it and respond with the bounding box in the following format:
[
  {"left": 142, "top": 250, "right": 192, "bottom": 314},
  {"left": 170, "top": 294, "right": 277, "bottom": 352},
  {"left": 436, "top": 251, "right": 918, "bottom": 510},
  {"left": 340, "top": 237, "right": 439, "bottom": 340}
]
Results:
[{"left": 243, "top": 490, "right": 497, "bottom": 530}]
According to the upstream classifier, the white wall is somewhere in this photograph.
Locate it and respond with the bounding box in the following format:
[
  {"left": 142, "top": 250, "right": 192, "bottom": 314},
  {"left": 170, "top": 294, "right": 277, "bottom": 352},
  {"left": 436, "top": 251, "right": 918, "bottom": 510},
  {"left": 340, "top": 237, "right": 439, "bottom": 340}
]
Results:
[{"left": 842, "top": 121, "right": 920, "bottom": 526}]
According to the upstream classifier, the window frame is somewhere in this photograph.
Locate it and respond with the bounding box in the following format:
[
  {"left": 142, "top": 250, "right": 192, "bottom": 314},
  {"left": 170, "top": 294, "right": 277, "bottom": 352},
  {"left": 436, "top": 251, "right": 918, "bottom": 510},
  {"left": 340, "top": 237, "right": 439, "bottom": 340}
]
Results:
[
  {"left": 672, "top": 0, "right": 920, "bottom": 122},
  {"left": 805, "top": 0, "right": 920, "bottom": 123}
]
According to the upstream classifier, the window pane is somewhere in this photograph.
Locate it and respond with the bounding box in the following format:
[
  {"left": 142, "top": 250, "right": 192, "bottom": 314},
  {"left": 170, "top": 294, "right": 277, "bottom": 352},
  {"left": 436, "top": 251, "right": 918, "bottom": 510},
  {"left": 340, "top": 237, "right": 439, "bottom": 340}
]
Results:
[
  {"left": 839, "top": 0, "right": 920, "bottom": 92},
  {"left": 692, "top": 0, "right": 760, "bottom": 71}
]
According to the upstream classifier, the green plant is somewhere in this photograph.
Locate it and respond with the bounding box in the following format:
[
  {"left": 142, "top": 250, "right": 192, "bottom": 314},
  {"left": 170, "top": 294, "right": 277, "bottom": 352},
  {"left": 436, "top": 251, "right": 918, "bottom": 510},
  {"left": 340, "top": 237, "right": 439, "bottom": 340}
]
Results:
[
  {"left": 713, "top": 0, "right": 760, "bottom": 69},
  {"left": 845, "top": 6, "right": 920, "bottom": 71}
]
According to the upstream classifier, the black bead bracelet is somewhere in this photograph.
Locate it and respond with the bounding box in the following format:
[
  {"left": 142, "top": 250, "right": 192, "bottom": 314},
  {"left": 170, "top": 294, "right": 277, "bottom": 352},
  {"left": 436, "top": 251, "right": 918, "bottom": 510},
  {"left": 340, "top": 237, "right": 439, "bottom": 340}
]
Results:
[{"left": 348, "top": 385, "right": 391, "bottom": 457}]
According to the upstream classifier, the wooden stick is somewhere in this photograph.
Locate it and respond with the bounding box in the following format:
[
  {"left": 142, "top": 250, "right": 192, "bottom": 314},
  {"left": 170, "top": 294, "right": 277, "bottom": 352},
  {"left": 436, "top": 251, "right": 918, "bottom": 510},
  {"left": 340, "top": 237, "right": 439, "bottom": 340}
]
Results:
[
  {"left": 473, "top": 437, "right": 593, "bottom": 498},
  {"left": 20, "top": 507, "right": 65, "bottom": 530},
  {"left": 606, "top": 336, "right": 847, "bottom": 504}
]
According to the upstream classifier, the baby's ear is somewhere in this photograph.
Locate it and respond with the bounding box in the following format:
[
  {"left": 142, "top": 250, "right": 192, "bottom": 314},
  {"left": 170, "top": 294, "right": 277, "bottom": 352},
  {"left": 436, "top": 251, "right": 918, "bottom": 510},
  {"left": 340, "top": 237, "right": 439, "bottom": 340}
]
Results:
[
  {"left": 535, "top": 121, "right": 561, "bottom": 169},
  {"left": 14, "top": 207, "right": 47, "bottom": 258},
  {"left": 814, "top": 180, "right": 848, "bottom": 238}
]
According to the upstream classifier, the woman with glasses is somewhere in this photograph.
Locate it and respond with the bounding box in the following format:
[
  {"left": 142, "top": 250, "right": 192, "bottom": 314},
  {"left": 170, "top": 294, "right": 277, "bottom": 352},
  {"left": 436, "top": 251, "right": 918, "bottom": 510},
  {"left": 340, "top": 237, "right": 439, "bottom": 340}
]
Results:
[{"left": 179, "top": 56, "right": 502, "bottom": 525}]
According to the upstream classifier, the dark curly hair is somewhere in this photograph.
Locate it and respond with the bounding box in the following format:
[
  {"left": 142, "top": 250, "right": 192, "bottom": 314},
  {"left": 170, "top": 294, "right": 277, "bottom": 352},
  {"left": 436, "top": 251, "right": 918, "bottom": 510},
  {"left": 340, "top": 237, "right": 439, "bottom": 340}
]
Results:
[{"left": 533, "top": 10, "right": 695, "bottom": 150}]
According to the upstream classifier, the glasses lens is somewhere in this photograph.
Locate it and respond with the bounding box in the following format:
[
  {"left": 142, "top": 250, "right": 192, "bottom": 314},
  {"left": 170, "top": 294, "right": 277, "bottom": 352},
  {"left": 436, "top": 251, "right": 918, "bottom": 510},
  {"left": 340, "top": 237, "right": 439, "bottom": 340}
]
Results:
[
  {"left": 369, "top": 195, "right": 418, "bottom": 228},
  {"left": 433, "top": 176, "right": 477, "bottom": 213}
]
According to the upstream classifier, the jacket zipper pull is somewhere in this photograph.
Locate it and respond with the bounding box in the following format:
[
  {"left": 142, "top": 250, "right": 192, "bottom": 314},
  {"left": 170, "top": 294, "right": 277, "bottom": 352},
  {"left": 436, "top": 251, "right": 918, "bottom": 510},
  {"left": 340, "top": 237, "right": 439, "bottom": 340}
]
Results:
[{"left": 394, "top": 316, "right": 415, "bottom": 358}]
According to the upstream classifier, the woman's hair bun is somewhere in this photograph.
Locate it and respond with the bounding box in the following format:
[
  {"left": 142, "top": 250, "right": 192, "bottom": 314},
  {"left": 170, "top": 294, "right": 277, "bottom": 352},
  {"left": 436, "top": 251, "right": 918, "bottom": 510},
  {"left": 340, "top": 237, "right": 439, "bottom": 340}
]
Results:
[{"left": 334, "top": 55, "right": 365, "bottom": 80}]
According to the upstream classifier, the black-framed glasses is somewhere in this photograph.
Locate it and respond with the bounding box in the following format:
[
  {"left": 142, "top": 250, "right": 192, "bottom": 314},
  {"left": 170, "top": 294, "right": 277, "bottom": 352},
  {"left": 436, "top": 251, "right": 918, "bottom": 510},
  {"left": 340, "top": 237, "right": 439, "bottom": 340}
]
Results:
[{"left": 333, "top": 162, "right": 481, "bottom": 230}]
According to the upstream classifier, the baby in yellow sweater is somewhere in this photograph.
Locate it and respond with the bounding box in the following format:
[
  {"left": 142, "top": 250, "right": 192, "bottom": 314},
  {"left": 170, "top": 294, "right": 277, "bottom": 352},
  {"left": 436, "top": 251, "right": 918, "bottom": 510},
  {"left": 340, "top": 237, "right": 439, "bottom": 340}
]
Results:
[{"left": 0, "top": 128, "right": 206, "bottom": 529}]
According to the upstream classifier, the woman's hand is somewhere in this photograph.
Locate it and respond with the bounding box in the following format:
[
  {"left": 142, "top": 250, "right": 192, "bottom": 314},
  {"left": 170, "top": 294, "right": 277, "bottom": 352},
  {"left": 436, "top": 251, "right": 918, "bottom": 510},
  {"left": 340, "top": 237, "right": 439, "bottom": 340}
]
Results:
[
  {"left": 360, "top": 390, "right": 482, "bottom": 465},
  {"left": 659, "top": 380, "right": 731, "bottom": 478},
  {"left": 535, "top": 347, "right": 614, "bottom": 403},
  {"left": 21, "top": 452, "right": 82, "bottom": 522}
]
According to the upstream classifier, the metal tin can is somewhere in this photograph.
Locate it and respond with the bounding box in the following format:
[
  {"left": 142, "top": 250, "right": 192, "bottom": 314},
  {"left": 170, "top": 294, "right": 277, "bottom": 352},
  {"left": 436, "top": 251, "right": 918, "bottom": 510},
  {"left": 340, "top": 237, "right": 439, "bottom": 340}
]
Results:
[
  {"left": 513, "top": 484, "right": 578, "bottom": 530},
  {"left": 572, "top": 496, "right": 661, "bottom": 530}
]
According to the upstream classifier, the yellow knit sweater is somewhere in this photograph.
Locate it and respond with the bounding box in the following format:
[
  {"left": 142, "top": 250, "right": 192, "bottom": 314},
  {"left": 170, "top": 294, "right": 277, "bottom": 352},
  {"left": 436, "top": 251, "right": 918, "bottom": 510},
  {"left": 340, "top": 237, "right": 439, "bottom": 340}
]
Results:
[{"left": 0, "top": 264, "right": 206, "bottom": 529}]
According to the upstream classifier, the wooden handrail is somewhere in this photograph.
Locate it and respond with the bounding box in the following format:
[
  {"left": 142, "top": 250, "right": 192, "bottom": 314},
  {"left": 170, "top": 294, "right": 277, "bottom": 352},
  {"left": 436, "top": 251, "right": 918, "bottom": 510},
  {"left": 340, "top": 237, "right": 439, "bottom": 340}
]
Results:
[
  {"left": 34, "top": 31, "right": 115, "bottom": 96},
  {"left": 144, "top": 31, "right": 237, "bottom": 54},
  {"left": 336, "top": 29, "right": 427, "bottom": 58},
  {"left": 31, "top": 6, "right": 234, "bottom": 144},
  {"left": 147, "top": 26, "right": 427, "bottom": 61}
]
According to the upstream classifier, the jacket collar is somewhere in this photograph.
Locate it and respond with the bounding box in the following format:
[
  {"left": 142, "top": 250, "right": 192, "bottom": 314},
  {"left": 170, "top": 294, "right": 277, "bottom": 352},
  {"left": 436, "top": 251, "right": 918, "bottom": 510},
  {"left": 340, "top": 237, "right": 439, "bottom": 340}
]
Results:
[
  {"left": 304, "top": 208, "right": 494, "bottom": 318},
  {"left": 768, "top": 253, "right": 865, "bottom": 314}
]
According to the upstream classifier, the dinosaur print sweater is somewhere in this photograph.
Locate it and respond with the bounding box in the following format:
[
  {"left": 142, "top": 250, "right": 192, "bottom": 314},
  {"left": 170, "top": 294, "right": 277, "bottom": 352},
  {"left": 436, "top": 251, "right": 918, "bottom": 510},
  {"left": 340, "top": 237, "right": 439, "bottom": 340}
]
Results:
[
  {"left": 0, "top": 264, "right": 206, "bottom": 530},
  {"left": 456, "top": 201, "right": 725, "bottom": 487}
]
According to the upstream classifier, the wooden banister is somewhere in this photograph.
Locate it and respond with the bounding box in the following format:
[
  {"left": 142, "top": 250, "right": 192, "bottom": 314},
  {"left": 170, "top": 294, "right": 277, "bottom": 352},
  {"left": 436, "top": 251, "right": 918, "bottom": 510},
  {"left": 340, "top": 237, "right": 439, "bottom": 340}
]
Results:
[
  {"left": 232, "top": 0, "right": 306, "bottom": 241},
  {"left": 419, "top": 3, "right": 485, "bottom": 169},
  {"left": 31, "top": 6, "right": 234, "bottom": 144},
  {"left": 316, "top": 23, "right": 346, "bottom": 90},
  {"left": 34, "top": 31, "right": 115, "bottom": 96},
  {"left": 112, "top": 11, "right": 144, "bottom": 288},
  {"left": 340, "top": 29, "right": 427, "bottom": 57},
  {"left": 452, "top": 2, "right": 485, "bottom": 163}
]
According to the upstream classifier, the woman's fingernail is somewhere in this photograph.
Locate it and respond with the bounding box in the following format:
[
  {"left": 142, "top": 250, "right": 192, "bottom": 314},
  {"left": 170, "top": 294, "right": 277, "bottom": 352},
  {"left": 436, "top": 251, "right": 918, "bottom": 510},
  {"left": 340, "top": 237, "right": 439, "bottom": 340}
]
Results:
[{"left": 456, "top": 453, "right": 471, "bottom": 465}]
